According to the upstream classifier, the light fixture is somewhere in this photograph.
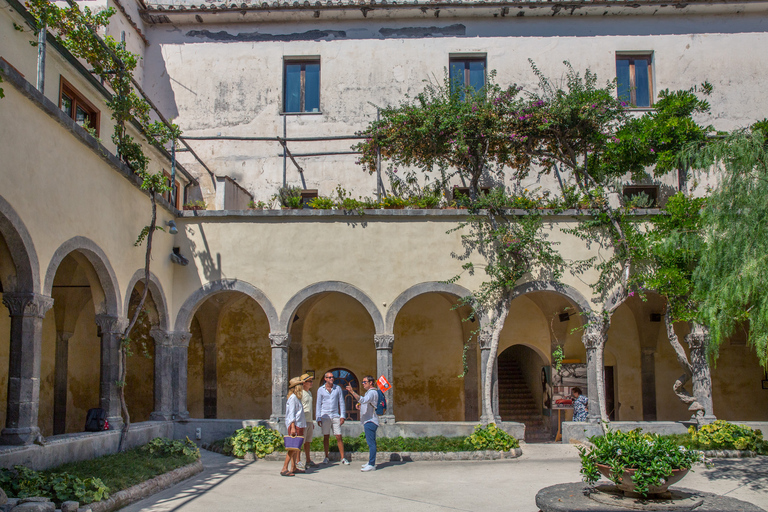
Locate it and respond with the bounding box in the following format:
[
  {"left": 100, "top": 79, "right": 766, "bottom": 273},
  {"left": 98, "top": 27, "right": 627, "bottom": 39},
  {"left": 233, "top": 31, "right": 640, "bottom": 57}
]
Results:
[
  {"left": 167, "top": 220, "right": 179, "bottom": 235},
  {"left": 170, "top": 247, "right": 188, "bottom": 266}
]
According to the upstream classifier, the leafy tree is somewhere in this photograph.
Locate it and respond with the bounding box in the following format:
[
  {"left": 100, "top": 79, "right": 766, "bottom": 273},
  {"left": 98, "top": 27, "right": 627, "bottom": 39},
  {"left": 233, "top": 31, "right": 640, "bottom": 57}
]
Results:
[
  {"left": 355, "top": 74, "right": 525, "bottom": 200},
  {"left": 25, "top": 0, "right": 179, "bottom": 449},
  {"left": 683, "top": 123, "right": 768, "bottom": 369}
]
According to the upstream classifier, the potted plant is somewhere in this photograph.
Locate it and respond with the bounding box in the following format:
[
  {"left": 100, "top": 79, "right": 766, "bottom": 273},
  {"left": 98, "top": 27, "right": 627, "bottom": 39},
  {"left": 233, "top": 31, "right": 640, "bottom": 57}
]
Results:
[
  {"left": 578, "top": 428, "right": 705, "bottom": 497},
  {"left": 183, "top": 200, "right": 207, "bottom": 211},
  {"left": 277, "top": 186, "right": 303, "bottom": 209}
]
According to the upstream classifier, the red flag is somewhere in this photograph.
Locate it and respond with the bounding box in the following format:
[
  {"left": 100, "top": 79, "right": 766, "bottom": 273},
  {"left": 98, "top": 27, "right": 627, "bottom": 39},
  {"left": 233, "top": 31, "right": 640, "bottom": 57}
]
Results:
[{"left": 377, "top": 375, "right": 392, "bottom": 392}]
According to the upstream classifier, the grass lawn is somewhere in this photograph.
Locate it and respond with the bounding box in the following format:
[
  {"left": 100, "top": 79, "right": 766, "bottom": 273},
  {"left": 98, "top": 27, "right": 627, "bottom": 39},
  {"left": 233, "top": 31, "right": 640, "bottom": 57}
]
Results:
[{"left": 45, "top": 446, "right": 198, "bottom": 493}]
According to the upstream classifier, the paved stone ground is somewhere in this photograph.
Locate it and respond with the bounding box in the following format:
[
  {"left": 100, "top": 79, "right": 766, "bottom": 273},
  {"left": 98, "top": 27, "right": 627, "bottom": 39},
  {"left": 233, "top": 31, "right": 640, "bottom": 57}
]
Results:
[{"left": 120, "top": 445, "right": 768, "bottom": 512}]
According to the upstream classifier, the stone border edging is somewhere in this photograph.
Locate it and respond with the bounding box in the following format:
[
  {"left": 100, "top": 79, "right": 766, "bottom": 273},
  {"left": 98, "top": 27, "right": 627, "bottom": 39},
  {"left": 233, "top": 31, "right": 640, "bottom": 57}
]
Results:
[
  {"left": 84, "top": 459, "right": 203, "bottom": 512},
  {"left": 204, "top": 446, "right": 522, "bottom": 462},
  {"left": 698, "top": 449, "right": 759, "bottom": 458}
]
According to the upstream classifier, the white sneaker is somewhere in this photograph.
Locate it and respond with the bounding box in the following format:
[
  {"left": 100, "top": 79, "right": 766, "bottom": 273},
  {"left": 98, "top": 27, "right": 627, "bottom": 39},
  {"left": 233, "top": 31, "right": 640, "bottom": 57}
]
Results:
[
  {"left": 361, "top": 464, "right": 376, "bottom": 472},
  {"left": 341, "top": 458, "right": 350, "bottom": 465},
  {"left": 296, "top": 461, "right": 305, "bottom": 470},
  {"left": 322, "top": 457, "right": 330, "bottom": 465}
]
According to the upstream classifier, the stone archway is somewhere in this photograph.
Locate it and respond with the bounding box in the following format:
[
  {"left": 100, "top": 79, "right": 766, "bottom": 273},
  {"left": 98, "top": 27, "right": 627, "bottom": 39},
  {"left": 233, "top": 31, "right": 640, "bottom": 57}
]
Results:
[
  {"left": 177, "top": 280, "right": 277, "bottom": 420},
  {"left": 0, "top": 195, "right": 44, "bottom": 445}
]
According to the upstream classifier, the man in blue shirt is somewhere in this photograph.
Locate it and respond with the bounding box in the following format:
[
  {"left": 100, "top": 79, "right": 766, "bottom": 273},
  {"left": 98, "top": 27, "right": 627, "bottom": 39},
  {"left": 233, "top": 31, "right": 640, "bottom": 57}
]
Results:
[{"left": 316, "top": 372, "right": 349, "bottom": 465}]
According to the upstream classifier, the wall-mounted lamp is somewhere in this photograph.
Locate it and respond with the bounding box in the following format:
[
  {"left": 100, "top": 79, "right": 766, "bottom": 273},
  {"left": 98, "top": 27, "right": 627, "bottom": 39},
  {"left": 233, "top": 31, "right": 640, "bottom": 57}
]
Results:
[
  {"left": 167, "top": 220, "right": 179, "bottom": 235},
  {"left": 650, "top": 313, "right": 662, "bottom": 323},
  {"left": 559, "top": 312, "right": 570, "bottom": 322},
  {"left": 170, "top": 247, "right": 188, "bottom": 266}
]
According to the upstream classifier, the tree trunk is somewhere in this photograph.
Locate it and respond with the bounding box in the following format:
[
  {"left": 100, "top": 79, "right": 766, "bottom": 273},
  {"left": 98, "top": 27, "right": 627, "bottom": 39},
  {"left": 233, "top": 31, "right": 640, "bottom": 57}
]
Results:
[
  {"left": 686, "top": 322, "right": 715, "bottom": 424},
  {"left": 117, "top": 192, "right": 158, "bottom": 451},
  {"left": 481, "top": 293, "right": 512, "bottom": 424}
]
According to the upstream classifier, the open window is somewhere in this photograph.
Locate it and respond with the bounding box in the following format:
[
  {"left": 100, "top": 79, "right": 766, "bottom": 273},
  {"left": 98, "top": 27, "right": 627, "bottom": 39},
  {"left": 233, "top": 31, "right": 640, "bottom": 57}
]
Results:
[
  {"left": 59, "top": 77, "right": 100, "bottom": 136},
  {"left": 623, "top": 185, "right": 658, "bottom": 207}
]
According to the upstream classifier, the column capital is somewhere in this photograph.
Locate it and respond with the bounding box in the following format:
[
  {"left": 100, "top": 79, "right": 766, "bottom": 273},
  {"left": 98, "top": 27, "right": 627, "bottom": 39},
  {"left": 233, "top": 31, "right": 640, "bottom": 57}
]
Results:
[
  {"left": 374, "top": 334, "right": 394, "bottom": 351},
  {"left": 95, "top": 314, "right": 127, "bottom": 335},
  {"left": 2, "top": 293, "right": 53, "bottom": 318},
  {"left": 172, "top": 332, "right": 192, "bottom": 348},
  {"left": 56, "top": 330, "right": 74, "bottom": 343},
  {"left": 582, "top": 324, "right": 605, "bottom": 350},
  {"left": 478, "top": 331, "right": 493, "bottom": 351},
  {"left": 641, "top": 347, "right": 656, "bottom": 356},
  {"left": 269, "top": 332, "right": 291, "bottom": 349},
  {"left": 150, "top": 328, "right": 174, "bottom": 347}
]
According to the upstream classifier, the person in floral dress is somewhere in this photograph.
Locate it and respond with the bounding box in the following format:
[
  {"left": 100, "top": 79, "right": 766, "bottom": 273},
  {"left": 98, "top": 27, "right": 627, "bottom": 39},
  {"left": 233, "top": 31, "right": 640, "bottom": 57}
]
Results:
[{"left": 572, "top": 387, "right": 588, "bottom": 422}]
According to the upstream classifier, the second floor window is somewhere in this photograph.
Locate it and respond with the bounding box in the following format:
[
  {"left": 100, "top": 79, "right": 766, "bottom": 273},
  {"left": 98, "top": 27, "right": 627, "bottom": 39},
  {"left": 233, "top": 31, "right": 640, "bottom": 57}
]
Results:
[
  {"left": 59, "top": 77, "right": 100, "bottom": 136},
  {"left": 616, "top": 54, "right": 653, "bottom": 108},
  {"left": 449, "top": 57, "right": 486, "bottom": 99},
  {"left": 284, "top": 59, "right": 320, "bottom": 113}
]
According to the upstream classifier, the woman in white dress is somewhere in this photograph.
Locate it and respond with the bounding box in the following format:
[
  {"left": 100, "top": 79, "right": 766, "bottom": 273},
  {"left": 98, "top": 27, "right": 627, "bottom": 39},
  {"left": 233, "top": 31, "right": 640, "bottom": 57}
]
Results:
[{"left": 281, "top": 376, "right": 307, "bottom": 476}]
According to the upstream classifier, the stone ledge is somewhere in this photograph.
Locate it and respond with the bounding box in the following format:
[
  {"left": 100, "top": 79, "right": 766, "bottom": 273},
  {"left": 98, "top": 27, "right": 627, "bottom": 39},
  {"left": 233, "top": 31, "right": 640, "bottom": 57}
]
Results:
[
  {"left": 698, "top": 449, "right": 760, "bottom": 458},
  {"left": 211, "top": 448, "right": 522, "bottom": 462},
  {"left": 84, "top": 459, "right": 202, "bottom": 512}
]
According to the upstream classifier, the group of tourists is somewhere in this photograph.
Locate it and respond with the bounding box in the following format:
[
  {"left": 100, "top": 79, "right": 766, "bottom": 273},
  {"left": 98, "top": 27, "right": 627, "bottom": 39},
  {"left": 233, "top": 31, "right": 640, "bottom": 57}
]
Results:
[{"left": 281, "top": 372, "right": 383, "bottom": 476}]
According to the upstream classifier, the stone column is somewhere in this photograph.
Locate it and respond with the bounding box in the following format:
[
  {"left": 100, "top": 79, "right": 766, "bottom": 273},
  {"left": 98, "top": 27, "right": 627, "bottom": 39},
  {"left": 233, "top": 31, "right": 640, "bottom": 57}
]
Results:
[
  {"left": 686, "top": 325, "right": 716, "bottom": 423},
  {"left": 269, "top": 332, "right": 291, "bottom": 423},
  {"left": 149, "top": 329, "right": 173, "bottom": 421},
  {"left": 171, "top": 332, "right": 192, "bottom": 420},
  {"left": 1, "top": 293, "right": 53, "bottom": 445},
  {"left": 582, "top": 324, "right": 603, "bottom": 424},
  {"left": 95, "top": 314, "right": 127, "bottom": 430},
  {"left": 640, "top": 347, "right": 657, "bottom": 421},
  {"left": 53, "top": 330, "right": 73, "bottom": 435},
  {"left": 478, "top": 331, "right": 500, "bottom": 424},
  {"left": 374, "top": 334, "right": 395, "bottom": 424}
]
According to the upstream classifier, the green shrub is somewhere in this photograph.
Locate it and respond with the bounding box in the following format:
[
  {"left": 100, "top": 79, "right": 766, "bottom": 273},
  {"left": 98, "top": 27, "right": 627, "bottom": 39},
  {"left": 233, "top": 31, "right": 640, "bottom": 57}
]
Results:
[
  {"left": 142, "top": 437, "right": 200, "bottom": 459},
  {"left": 465, "top": 423, "right": 520, "bottom": 451},
  {"left": 308, "top": 196, "right": 335, "bottom": 209},
  {"left": 277, "top": 186, "right": 303, "bottom": 208},
  {"left": 687, "top": 420, "right": 768, "bottom": 453},
  {"left": 381, "top": 195, "right": 408, "bottom": 209},
  {"left": 230, "top": 426, "right": 284, "bottom": 458},
  {"left": 0, "top": 466, "right": 109, "bottom": 505},
  {"left": 578, "top": 428, "right": 704, "bottom": 497}
]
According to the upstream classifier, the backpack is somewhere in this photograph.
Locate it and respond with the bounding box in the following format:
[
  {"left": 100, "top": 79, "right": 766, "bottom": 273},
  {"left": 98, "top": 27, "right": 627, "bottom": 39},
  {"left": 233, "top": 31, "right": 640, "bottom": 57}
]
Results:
[
  {"left": 85, "top": 408, "right": 109, "bottom": 432},
  {"left": 375, "top": 389, "right": 387, "bottom": 416}
]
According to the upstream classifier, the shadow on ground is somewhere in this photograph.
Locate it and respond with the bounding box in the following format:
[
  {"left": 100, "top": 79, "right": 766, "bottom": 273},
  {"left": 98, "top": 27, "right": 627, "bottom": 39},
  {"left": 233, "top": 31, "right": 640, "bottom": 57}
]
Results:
[{"left": 702, "top": 457, "right": 768, "bottom": 494}]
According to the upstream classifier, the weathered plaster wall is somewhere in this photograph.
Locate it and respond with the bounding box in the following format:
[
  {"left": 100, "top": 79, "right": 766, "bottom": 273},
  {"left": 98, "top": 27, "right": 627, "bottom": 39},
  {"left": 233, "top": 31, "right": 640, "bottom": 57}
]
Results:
[
  {"left": 144, "top": 12, "right": 768, "bottom": 203},
  {"left": 606, "top": 304, "right": 643, "bottom": 421},
  {"left": 187, "top": 316, "right": 204, "bottom": 418},
  {"left": 393, "top": 293, "right": 466, "bottom": 421},
  {"left": 711, "top": 343, "right": 768, "bottom": 420},
  {"left": 216, "top": 295, "right": 271, "bottom": 419},
  {"left": 0, "top": 61, "right": 178, "bottom": 321},
  {"left": 65, "top": 303, "right": 101, "bottom": 434},
  {"left": 125, "top": 286, "right": 159, "bottom": 424},
  {"left": 299, "top": 293, "right": 376, "bottom": 391}
]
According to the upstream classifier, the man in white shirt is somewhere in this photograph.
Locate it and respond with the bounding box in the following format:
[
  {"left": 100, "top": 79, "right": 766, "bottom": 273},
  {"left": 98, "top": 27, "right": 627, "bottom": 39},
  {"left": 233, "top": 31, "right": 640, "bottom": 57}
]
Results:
[
  {"left": 346, "top": 375, "right": 379, "bottom": 472},
  {"left": 315, "top": 372, "right": 349, "bottom": 465}
]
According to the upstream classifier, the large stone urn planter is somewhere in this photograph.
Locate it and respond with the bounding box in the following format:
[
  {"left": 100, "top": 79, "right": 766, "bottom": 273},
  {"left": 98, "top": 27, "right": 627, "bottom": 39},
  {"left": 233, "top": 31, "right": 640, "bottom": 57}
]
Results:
[{"left": 597, "top": 463, "right": 690, "bottom": 495}]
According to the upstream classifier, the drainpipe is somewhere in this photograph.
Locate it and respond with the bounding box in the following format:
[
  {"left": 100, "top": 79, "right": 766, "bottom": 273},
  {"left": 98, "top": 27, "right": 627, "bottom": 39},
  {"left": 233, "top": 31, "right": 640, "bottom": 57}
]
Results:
[
  {"left": 376, "top": 108, "right": 382, "bottom": 201},
  {"left": 36, "top": 22, "right": 46, "bottom": 93},
  {"left": 171, "top": 140, "right": 177, "bottom": 208},
  {"left": 282, "top": 116, "right": 287, "bottom": 188}
]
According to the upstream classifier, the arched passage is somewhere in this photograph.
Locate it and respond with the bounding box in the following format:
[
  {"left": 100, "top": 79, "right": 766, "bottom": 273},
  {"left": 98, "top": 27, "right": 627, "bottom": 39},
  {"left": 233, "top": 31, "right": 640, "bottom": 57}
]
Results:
[
  {"left": 42, "top": 239, "right": 121, "bottom": 435},
  {"left": 391, "top": 290, "right": 476, "bottom": 421},
  {"left": 179, "top": 280, "right": 276, "bottom": 419},
  {"left": 496, "top": 284, "right": 589, "bottom": 442},
  {"left": 0, "top": 195, "right": 40, "bottom": 440},
  {"left": 282, "top": 283, "right": 380, "bottom": 417}
]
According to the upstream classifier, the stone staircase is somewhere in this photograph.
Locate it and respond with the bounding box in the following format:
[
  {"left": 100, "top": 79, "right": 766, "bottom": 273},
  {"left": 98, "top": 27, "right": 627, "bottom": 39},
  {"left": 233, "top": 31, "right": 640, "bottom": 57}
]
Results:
[{"left": 498, "top": 358, "right": 552, "bottom": 443}]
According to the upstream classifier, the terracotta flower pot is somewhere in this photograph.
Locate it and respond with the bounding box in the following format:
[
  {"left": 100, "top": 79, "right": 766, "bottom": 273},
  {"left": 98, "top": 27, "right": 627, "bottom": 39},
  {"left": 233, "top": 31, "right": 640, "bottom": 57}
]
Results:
[{"left": 596, "top": 464, "right": 689, "bottom": 495}]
